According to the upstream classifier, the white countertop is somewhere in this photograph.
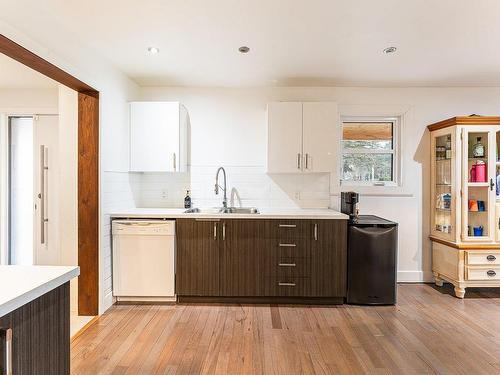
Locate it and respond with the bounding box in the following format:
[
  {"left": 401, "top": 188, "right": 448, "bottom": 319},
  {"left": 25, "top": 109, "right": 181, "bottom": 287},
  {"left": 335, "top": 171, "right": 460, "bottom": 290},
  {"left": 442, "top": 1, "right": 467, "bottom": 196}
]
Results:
[
  {"left": 110, "top": 207, "right": 348, "bottom": 220},
  {"left": 0, "top": 265, "right": 80, "bottom": 317}
]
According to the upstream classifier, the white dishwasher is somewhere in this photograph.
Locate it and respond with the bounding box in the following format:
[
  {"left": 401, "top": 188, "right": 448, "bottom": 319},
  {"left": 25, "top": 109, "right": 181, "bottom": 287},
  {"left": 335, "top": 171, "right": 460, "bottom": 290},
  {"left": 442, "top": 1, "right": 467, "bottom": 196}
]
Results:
[{"left": 112, "top": 219, "right": 175, "bottom": 302}]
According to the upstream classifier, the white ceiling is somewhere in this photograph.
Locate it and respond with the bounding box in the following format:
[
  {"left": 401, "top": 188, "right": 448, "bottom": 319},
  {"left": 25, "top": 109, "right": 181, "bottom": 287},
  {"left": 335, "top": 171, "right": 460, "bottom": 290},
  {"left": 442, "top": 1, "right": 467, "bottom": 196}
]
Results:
[
  {"left": 2, "top": 0, "right": 500, "bottom": 87},
  {"left": 0, "top": 53, "right": 58, "bottom": 89}
]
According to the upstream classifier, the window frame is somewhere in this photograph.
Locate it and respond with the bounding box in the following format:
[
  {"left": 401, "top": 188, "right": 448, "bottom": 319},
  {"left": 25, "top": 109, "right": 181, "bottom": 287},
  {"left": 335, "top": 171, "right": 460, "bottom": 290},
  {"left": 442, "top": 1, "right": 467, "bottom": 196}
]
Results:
[{"left": 340, "top": 116, "right": 401, "bottom": 187}]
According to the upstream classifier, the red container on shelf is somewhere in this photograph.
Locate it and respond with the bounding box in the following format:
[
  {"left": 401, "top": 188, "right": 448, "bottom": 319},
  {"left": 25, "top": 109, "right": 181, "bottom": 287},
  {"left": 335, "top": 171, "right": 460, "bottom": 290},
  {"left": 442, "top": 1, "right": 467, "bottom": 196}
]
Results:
[{"left": 470, "top": 162, "right": 487, "bottom": 182}]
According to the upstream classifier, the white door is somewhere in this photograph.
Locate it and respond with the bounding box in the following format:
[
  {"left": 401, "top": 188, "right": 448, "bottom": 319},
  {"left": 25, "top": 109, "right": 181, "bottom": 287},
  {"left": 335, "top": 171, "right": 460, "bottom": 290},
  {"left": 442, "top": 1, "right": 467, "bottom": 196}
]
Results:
[
  {"left": 267, "top": 102, "right": 303, "bottom": 173},
  {"left": 34, "top": 115, "right": 60, "bottom": 265},
  {"left": 130, "top": 102, "right": 180, "bottom": 172},
  {"left": 302, "top": 102, "right": 337, "bottom": 173},
  {"left": 8, "top": 117, "right": 34, "bottom": 265}
]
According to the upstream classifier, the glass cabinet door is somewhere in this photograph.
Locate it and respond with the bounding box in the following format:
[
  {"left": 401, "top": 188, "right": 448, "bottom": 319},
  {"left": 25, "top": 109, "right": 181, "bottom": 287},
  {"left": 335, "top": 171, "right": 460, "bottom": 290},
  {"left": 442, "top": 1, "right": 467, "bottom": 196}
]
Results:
[
  {"left": 462, "top": 127, "right": 496, "bottom": 241},
  {"left": 431, "top": 129, "right": 456, "bottom": 240}
]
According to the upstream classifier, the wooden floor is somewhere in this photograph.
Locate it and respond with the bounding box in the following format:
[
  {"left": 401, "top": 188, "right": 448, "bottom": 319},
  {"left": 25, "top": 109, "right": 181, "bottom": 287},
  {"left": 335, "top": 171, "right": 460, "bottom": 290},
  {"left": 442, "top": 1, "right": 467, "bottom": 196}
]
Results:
[{"left": 71, "top": 284, "right": 500, "bottom": 374}]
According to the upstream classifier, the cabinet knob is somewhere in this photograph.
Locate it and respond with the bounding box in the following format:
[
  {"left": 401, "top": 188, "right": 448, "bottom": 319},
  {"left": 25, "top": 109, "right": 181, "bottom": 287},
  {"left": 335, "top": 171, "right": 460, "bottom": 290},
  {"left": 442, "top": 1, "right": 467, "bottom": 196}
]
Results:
[
  {"left": 487, "top": 255, "right": 496, "bottom": 261},
  {"left": 487, "top": 270, "right": 496, "bottom": 277}
]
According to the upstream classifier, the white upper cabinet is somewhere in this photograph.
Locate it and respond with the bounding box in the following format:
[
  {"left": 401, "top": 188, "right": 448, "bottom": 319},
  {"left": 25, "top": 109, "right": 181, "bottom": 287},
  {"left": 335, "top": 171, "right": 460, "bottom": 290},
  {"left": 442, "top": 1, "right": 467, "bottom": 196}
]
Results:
[
  {"left": 267, "top": 102, "right": 337, "bottom": 173},
  {"left": 302, "top": 102, "right": 337, "bottom": 173},
  {"left": 267, "top": 102, "right": 303, "bottom": 173},
  {"left": 129, "top": 102, "right": 188, "bottom": 172}
]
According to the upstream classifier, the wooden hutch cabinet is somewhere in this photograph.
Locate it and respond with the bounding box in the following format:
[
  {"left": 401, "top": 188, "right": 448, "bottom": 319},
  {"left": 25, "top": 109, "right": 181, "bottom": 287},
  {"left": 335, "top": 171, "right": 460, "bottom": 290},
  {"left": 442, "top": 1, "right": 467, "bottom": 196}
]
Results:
[{"left": 429, "top": 116, "right": 500, "bottom": 298}]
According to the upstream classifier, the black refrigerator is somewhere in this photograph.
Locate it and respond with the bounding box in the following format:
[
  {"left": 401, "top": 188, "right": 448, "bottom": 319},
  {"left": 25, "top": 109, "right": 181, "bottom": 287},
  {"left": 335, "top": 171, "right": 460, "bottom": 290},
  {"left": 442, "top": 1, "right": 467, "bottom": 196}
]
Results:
[{"left": 347, "top": 215, "right": 398, "bottom": 305}]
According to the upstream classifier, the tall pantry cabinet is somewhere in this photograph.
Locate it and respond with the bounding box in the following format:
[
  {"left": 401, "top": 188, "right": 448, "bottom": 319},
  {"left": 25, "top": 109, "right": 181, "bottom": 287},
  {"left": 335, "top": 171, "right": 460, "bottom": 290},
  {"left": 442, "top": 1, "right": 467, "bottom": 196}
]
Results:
[{"left": 429, "top": 116, "right": 500, "bottom": 298}]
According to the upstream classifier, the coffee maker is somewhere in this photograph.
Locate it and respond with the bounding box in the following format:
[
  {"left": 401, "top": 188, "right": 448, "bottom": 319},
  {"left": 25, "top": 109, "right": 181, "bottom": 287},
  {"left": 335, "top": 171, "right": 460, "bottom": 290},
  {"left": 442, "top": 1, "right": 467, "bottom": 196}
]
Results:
[{"left": 341, "top": 191, "right": 359, "bottom": 222}]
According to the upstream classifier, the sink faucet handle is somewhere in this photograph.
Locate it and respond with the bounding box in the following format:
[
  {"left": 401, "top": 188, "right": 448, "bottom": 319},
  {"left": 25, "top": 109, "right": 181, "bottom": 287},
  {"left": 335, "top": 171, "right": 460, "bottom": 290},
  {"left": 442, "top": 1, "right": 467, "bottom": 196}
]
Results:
[{"left": 214, "top": 183, "right": 219, "bottom": 194}]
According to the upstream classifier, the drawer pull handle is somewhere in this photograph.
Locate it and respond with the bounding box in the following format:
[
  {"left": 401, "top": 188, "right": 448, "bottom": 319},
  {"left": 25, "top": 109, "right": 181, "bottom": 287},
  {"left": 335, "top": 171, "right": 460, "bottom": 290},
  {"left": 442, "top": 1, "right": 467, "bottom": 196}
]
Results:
[
  {"left": 1, "top": 328, "right": 12, "bottom": 375},
  {"left": 487, "top": 270, "right": 496, "bottom": 277},
  {"left": 279, "top": 224, "right": 296, "bottom": 228},
  {"left": 278, "top": 282, "right": 296, "bottom": 287},
  {"left": 279, "top": 243, "right": 296, "bottom": 247},
  {"left": 278, "top": 263, "right": 296, "bottom": 267},
  {"left": 487, "top": 255, "right": 497, "bottom": 261}
]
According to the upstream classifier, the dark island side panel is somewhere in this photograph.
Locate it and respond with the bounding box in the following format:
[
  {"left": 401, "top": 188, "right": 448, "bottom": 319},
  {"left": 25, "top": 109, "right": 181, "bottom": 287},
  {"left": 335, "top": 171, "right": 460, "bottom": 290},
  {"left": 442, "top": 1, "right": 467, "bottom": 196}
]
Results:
[{"left": 0, "top": 283, "right": 70, "bottom": 375}]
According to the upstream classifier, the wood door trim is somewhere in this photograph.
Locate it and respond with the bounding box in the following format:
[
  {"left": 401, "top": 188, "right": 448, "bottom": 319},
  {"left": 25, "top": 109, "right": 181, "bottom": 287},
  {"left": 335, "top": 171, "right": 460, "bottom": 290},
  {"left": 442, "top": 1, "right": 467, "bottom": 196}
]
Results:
[{"left": 0, "top": 34, "right": 99, "bottom": 315}]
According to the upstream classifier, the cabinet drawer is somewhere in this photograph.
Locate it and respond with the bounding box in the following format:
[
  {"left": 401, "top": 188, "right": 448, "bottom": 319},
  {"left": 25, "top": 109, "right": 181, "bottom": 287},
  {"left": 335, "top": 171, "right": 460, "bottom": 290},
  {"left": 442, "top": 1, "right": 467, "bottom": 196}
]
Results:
[
  {"left": 275, "top": 221, "right": 311, "bottom": 239},
  {"left": 269, "top": 239, "right": 309, "bottom": 258},
  {"left": 273, "top": 258, "right": 310, "bottom": 278},
  {"left": 466, "top": 251, "right": 500, "bottom": 265},
  {"left": 466, "top": 266, "right": 500, "bottom": 280},
  {"left": 266, "top": 277, "right": 311, "bottom": 296}
]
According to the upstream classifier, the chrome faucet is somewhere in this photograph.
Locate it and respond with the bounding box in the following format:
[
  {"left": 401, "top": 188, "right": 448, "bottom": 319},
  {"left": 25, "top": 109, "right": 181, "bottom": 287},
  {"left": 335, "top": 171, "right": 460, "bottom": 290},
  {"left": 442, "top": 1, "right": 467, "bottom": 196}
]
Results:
[{"left": 214, "top": 167, "right": 228, "bottom": 208}]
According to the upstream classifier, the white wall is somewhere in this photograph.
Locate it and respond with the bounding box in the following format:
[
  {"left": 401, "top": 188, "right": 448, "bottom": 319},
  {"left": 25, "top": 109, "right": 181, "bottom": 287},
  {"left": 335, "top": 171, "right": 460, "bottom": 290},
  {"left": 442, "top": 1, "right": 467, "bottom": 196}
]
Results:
[
  {"left": 138, "top": 86, "right": 500, "bottom": 282},
  {"left": 1, "top": 21, "right": 139, "bottom": 314}
]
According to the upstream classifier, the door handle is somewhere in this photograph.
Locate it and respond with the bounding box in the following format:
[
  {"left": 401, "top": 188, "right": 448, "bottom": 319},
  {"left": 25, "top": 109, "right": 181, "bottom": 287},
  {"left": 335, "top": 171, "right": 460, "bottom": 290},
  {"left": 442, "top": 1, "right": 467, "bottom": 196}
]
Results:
[
  {"left": 297, "top": 153, "right": 301, "bottom": 170},
  {"left": 490, "top": 178, "right": 495, "bottom": 191},
  {"left": 214, "top": 222, "right": 217, "bottom": 240},
  {"left": 222, "top": 222, "right": 226, "bottom": 240},
  {"left": 279, "top": 243, "right": 296, "bottom": 247},
  {"left": 305, "top": 153, "right": 309, "bottom": 170},
  {"left": 0, "top": 328, "right": 12, "bottom": 375},
  {"left": 39, "top": 145, "right": 49, "bottom": 244},
  {"left": 173, "top": 153, "right": 177, "bottom": 171},
  {"left": 314, "top": 223, "right": 318, "bottom": 241},
  {"left": 278, "top": 263, "right": 296, "bottom": 267}
]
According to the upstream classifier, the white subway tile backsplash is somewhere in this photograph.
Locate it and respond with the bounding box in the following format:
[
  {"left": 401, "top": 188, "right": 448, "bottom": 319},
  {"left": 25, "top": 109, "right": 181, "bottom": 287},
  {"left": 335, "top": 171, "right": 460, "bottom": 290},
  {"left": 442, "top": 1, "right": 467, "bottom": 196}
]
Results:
[{"left": 128, "top": 166, "right": 330, "bottom": 209}]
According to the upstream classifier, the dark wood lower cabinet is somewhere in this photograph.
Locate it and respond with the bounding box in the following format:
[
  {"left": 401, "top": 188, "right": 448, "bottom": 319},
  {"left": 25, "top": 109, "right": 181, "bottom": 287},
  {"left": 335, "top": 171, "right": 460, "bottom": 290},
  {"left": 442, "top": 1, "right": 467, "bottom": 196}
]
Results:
[
  {"left": 0, "top": 283, "right": 70, "bottom": 375},
  {"left": 176, "top": 218, "right": 347, "bottom": 302},
  {"left": 176, "top": 219, "right": 220, "bottom": 295}
]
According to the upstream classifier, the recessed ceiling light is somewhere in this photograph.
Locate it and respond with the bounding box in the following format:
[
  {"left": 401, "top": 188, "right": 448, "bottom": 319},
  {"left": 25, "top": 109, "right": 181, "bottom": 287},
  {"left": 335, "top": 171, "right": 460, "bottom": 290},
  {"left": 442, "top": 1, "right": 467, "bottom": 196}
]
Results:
[
  {"left": 383, "top": 46, "right": 397, "bottom": 54},
  {"left": 147, "top": 46, "right": 160, "bottom": 55},
  {"left": 238, "top": 46, "right": 250, "bottom": 54}
]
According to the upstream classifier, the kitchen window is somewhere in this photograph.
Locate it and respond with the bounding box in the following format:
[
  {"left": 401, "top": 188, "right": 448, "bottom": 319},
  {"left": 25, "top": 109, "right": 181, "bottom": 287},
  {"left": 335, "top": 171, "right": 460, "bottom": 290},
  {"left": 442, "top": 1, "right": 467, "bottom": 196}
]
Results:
[{"left": 341, "top": 117, "right": 400, "bottom": 186}]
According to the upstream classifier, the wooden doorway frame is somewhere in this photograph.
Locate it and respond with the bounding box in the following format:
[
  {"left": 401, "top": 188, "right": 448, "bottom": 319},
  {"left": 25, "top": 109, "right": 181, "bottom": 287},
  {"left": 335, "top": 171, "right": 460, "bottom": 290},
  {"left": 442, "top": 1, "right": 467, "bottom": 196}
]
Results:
[{"left": 0, "top": 34, "right": 99, "bottom": 315}]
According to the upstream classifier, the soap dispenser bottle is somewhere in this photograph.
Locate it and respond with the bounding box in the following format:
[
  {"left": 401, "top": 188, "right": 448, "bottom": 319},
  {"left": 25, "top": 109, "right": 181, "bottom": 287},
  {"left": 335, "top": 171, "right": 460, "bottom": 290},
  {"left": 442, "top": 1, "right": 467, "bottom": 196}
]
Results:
[{"left": 184, "top": 190, "right": 192, "bottom": 209}]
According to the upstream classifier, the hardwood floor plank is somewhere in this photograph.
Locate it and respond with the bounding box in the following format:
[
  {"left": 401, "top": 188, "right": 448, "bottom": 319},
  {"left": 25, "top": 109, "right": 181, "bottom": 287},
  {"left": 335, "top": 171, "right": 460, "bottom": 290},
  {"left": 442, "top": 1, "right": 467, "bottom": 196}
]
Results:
[{"left": 71, "top": 285, "right": 500, "bottom": 375}]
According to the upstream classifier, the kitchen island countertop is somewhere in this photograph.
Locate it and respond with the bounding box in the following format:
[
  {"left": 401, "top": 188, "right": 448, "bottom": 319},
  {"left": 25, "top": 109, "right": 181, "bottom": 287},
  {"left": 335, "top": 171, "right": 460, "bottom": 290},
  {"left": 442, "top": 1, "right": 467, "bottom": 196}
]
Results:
[{"left": 0, "top": 265, "right": 80, "bottom": 317}]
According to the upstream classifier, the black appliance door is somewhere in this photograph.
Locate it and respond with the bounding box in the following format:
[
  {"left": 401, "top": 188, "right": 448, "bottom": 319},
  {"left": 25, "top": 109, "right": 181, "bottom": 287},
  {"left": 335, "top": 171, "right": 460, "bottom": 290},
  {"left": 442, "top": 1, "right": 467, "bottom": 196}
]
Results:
[{"left": 347, "top": 225, "right": 397, "bottom": 305}]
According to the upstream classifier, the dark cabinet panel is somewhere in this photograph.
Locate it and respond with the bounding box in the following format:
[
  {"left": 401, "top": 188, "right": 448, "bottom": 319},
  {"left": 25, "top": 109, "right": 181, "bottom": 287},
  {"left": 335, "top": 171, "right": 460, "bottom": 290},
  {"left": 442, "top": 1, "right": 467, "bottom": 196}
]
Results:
[
  {"left": 310, "top": 220, "right": 347, "bottom": 297},
  {"left": 220, "top": 220, "right": 269, "bottom": 296},
  {"left": 176, "top": 219, "right": 220, "bottom": 296},
  {"left": 0, "top": 283, "right": 70, "bottom": 375}
]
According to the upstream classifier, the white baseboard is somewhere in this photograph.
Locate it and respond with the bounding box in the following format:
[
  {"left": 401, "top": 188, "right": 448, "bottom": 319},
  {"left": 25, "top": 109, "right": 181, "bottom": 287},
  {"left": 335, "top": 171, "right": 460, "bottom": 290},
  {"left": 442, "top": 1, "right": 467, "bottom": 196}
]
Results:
[{"left": 397, "top": 271, "right": 433, "bottom": 283}]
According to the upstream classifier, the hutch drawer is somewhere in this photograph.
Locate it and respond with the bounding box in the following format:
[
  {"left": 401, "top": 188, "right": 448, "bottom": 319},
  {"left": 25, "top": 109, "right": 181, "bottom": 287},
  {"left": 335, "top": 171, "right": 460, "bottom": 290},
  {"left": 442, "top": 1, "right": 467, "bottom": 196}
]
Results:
[
  {"left": 465, "top": 250, "right": 500, "bottom": 265},
  {"left": 466, "top": 266, "right": 500, "bottom": 280}
]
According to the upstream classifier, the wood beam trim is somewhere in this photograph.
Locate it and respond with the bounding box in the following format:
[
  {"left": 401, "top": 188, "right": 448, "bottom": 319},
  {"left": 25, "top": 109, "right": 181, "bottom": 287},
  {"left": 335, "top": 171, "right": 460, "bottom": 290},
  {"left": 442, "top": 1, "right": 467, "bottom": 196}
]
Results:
[
  {"left": 78, "top": 93, "right": 99, "bottom": 315},
  {"left": 0, "top": 34, "right": 97, "bottom": 96}
]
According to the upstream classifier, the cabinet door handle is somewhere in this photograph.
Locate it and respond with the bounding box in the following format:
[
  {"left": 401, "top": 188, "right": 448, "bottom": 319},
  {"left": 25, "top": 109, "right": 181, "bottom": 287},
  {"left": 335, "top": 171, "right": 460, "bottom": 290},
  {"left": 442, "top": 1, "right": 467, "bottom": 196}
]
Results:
[
  {"left": 39, "top": 145, "right": 49, "bottom": 244},
  {"left": 487, "top": 255, "right": 496, "bottom": 261},
  {"left": 305, "top": 153, "right": 309, "bottom": 170},
  {"left": 0, "top": 328, "right": 12, "bottom": 375},
  {"left": 279, "top": 243, "right": 296, "bottom": 247},
  {"left": 173, "top": 153, "right": 177, "bottom": 171},
  {"left": 487, "top": 270, "right": 496, "bottom": 277},
  {"left": 297, "top": 153, "right": 301, "bottom": 170},
  {"left": 314, "top": 223, "right": 318, "bottom": 241},
  {"left": 278, "top": 263, "right": 296, "bottom": 267},
  {"left": 278, "top": 282, "right": 296, "bottom": 287},
  {"left": 491, "top": 178, "right": 495, "bottom": 191},
  {"left": 214, "top": 222, "right": 217, "bottom": 240},
  {"left": 222, "top": 222, "right": 226, "bottom": 240},
  {"left": 279, "top": 224, "right": 296, "bottom": 228}
]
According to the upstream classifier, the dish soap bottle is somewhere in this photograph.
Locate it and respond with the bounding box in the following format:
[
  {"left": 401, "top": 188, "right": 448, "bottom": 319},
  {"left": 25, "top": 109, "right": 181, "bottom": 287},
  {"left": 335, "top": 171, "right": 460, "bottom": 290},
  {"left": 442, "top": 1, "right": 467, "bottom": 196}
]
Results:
[
  {"left": 184, "top": 190, "right": 192, "bottom": 209},
  {"left": 472, "top": 137, "right": 485, "bottom": 158}
]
